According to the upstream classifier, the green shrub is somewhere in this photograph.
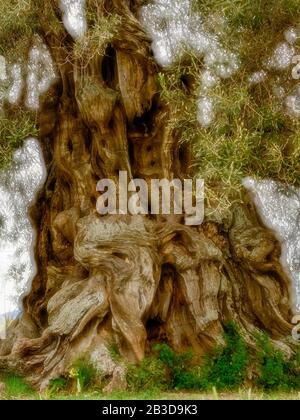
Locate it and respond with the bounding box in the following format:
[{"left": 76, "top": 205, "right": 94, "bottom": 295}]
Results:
[
  {"left": 153, "top": 344, "right": 201, "bottom": 390},
  {"left": 108, "top": 342, "right": 122, "bottom": 363},
  {"left": 255, "top": 334, "right": 300, "bottom": 391},
  {"left": 44, "top": 330, "right": 300, "bottom": 396},
  {"left": 126, "top": 356, "right": 170, "bottom": 392},
  {"left": 128, "top": 324, "right": 249, "bottom": 392},
  {"left": 199, "top": 322, "right": 249, "bottom": 390},
  {"left": 49, "top": 361, "right": 108, "bottom": 395},
  {"left": 171, "top": 370, "right": 203, "bottom": 390},
  {"left": 69, "top": 359, "right": 97, "bottom": 392},
  {"left": 48, "top": 377, "right": 68, "bottom": 394},
  {"left": 126, "top": 345, "right": 203, "bottom": 392}
]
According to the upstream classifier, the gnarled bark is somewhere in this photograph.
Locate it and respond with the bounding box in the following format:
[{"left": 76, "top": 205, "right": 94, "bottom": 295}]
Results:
[{"left": 0, "top": 0, "right": 294, "bottom": 390}]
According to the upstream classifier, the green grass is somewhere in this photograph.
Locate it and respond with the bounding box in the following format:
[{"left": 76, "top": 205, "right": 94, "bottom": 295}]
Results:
[
  {"left": 1, "top": 337, "right": 300, "bottom": 401},
  {"left": 3, "top": 374, "right": 34, "bottom": 399},
  {"left": 42, "top": 389, "right": 300, "bottom": 400},
  {"left": 36, "top": 325, "right": 300, "bottom": 399},
  {"left": 2, "top": 388, "right": 300, "bottom": 400},
  {"left": 108, "top": 343, "right": 122, "bottom": 362},
  {"left": 48, "top": 377, "right": 68, "bottom": 394},
  {"left": 1, "top": 324, "right": 299, "bottom": 401},
  {"left": 49, "top": 390, "right": 300, "bottom": 400}
]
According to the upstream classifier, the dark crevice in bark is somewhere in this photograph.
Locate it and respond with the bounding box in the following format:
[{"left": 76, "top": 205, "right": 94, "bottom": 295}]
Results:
[
  {"left": 128, "top": 94, "right": 159, "bottom": 135},
  {"left": 101, "top": 45, "right": 118, "bottom": 89}
]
